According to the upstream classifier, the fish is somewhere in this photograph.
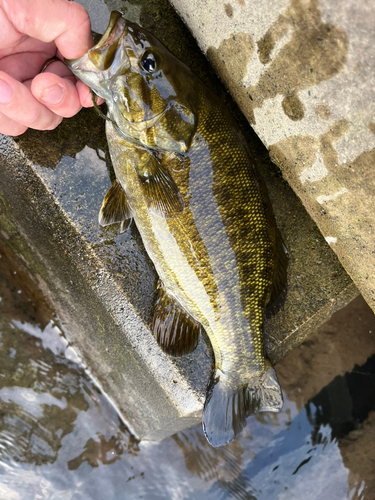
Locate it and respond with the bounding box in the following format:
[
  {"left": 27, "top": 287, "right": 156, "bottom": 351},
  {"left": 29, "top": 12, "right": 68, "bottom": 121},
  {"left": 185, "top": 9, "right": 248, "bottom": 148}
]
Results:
[{"left": 66, "top": 11, "right": 288, "bottom": 447}]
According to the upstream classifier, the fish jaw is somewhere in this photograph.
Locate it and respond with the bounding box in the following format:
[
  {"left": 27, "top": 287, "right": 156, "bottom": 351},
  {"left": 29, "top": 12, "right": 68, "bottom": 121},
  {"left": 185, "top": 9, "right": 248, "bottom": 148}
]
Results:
[{"left": 65, "top": 11, "right": 129, "bottom": 101}]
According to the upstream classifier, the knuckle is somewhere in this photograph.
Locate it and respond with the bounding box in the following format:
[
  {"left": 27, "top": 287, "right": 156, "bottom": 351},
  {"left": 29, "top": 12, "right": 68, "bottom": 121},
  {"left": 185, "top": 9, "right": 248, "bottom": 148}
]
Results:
[
  {"left": 26, "top": 107, "right": 44, "bottom": 129},
  {"left": 44, "top": 115, "right": 62, "bottom": 131},
  {"left": 0, "top": 115, "right": 27, "bottom": 136},
  {"left": 11, "top": 125, "right": 28, "bottom": 136},
  {"left": 69, "top": 3, "right": 91, "bottom": 28},
  {"left": 27, "top": 107, "right": 59, "bottom": 131}
]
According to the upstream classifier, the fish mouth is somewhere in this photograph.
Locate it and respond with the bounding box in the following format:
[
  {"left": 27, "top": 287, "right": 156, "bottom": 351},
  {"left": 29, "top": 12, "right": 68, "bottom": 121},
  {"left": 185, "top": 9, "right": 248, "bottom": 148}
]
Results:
[
  {"left": 87, "top": 11, "right": 125, "bottom": 70},
  {"left": 65, "top": 11, "right": 125, "bottom": 72},
  {"left": 92, "top": 11, "right": 123, "bottom": 51},
  {"left": 66, "top": 11, "right": 168, "bottom": 132}
]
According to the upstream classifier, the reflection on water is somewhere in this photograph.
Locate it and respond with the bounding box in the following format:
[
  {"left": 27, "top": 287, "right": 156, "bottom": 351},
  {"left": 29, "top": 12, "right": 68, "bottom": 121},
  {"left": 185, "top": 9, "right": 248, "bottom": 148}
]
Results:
[{"left": 0, "top": 244, "right": 375, "bottom": 500}]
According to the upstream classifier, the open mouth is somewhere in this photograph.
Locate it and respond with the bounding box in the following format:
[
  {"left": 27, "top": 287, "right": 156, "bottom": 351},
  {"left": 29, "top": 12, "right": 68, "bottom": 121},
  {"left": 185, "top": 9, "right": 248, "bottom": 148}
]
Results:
[
  {"left": 65, "top": 11, "right": 125, "bottom": 72},
  {"left": 93, "top": 11, "right": 123, "bottom": 50},
  {"left": 87, "top": 11, "right": 124, "bottom": 70}
]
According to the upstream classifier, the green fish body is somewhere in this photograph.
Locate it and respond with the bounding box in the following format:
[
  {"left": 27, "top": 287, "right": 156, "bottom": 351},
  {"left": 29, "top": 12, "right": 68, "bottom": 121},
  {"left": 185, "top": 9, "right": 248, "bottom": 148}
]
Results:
[{"left": 67, "top": 12, "right": 287, "bottom": 447}]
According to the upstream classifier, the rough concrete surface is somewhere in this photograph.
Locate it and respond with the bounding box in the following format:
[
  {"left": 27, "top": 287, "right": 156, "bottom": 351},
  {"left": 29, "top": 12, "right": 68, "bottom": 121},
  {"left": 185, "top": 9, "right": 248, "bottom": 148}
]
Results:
[
  {"left": 0, "top": 0, "right": 359, "bottom": 440},
  {"left": 170, "top": 0, "right": 375, "bottom": 312}
]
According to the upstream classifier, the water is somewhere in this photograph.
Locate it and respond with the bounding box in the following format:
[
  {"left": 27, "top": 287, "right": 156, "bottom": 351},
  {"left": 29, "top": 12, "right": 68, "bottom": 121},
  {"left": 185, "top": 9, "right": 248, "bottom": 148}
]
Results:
[{"left": 0, "top": 244, "right": 374, "bottom": 500}]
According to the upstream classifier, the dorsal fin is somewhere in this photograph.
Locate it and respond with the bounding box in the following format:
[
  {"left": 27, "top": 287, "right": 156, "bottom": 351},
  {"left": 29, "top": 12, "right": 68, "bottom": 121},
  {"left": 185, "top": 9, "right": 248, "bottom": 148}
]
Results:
[
  {"left": 153, "top": 281, "right": 200, "bottom": 357},
  {"left": 98, "top": 180, "right": 131, "bottom": 226},
  {"left": 138, "top": 156, "right": 184, "bottom": 217},
  {"left": 266, "top": 228, "right": 288, "bottom": 318}
]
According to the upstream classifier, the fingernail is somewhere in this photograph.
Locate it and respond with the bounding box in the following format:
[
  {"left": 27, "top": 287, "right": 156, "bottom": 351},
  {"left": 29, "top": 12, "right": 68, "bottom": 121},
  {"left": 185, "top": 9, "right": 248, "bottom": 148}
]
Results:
[
  {"left": 40, "top": 84, "right": 64, "bottom": 105},
  {"left": 0, "top": 79, "right": 13, "bottom": 104}
]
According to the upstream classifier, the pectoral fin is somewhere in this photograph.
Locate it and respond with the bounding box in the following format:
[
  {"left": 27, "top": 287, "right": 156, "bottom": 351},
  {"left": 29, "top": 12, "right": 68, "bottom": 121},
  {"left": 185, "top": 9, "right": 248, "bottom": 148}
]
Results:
[
  {"left": 138, "top": 157, "right": 184, "bottom": 217},
  {"left": 153, "top": 281, "right": 200, "bottom": 357},
  {"left": 99, "top": 180, "right": 132, "bottom": 227}
]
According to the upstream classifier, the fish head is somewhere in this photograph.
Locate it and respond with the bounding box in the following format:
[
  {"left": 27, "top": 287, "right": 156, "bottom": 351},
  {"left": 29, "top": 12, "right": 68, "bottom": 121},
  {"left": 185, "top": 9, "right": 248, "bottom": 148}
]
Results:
[{"left": 66, "top": 11, "right": 198, "bottom": 153}]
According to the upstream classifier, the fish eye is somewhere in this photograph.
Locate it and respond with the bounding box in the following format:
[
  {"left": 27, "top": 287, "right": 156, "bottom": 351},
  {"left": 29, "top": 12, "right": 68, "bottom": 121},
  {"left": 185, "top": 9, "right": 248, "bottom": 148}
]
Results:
[{"left": 141, "top": 51, "right": 158, "bottom": 72}]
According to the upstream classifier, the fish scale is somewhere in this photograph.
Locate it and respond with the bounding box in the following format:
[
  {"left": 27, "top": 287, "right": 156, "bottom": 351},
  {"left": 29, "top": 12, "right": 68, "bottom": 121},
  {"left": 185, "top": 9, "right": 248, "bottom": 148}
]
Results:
[{"left": 66, "top": 11, "right": 287, "bottom": 447}]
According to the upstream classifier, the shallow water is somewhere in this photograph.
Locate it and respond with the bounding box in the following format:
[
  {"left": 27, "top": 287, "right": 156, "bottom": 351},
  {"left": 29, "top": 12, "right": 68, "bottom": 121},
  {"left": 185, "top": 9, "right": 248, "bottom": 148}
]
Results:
[{"left": 0, "top": 245, "right": 375, "bottom": 500}]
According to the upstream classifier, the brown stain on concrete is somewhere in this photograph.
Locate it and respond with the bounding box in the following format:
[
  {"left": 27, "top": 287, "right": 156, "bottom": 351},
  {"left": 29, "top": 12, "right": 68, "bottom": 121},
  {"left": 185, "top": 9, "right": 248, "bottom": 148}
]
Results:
[
  {"left": 250, "top": 0, "right": 348, "bottom": 123},
  {"left": 340, "top": 148, "right": 375, "bottom": 200},
  {"left": 257, "top": 19, "right": 290, "bottom": 65},
  {"left": 207, "top": 33, "right": 255, "bottom": 122},
  {"left": 268, "top": 119, "right": 349, "bottom": 180},
  {"left": 269, "top": 135, "right": 319, "bottom": 178},
  {"left": 282, "top": 94, "right": 305, "bottom": 121},
  {"left": 315, "top": 102, "right": 331, "bottom": 121},
  {"left": 208, "top": 0, "right": 349, "bottom": 125},
  {"left": 207, "top": 33, "right": 255, "bottom": 117},
  {"left": 368, "top": 122, "right": 375, "bottom": 135},
  {"left": 319, "top": 119, "right": 350, "bottom": 172},
  {"left": 236, "top": 0, "right": 245, "bottom": 6},
  {"left": 207, "top": 32, "right": 254, "bottom": 87},
  {"left": 224, "top": 3, "right": 234, "bottom": 18}
]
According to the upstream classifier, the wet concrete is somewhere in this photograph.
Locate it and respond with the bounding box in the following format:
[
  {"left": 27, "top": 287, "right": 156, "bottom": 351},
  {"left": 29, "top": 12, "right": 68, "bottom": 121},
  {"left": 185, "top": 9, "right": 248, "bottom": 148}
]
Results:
[{"left": 0, "top": 0, "right": 357, "bottom": 439}]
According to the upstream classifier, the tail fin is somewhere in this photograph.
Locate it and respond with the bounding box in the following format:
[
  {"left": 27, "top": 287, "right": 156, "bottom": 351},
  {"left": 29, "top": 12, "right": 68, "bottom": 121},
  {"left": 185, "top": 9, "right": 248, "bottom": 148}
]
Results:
[{"left": 202, "top": 365, "right": 283, "bottom": 447}]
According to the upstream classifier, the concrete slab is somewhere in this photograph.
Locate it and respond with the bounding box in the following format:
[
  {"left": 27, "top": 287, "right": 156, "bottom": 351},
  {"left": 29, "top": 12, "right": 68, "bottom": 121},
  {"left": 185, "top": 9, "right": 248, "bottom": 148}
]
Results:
[
  {"left": 0, "top": 0, "right": 357, "bottom": 440},
  {"left": 169, "top": 0, "right": 375, "bottom": 312}
]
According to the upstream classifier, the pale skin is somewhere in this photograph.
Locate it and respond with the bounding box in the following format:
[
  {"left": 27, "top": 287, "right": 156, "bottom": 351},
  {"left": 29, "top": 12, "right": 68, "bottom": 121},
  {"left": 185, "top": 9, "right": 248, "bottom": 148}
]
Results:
[{"left": 0, "top": 0, "right": 102, "bottom": 136}]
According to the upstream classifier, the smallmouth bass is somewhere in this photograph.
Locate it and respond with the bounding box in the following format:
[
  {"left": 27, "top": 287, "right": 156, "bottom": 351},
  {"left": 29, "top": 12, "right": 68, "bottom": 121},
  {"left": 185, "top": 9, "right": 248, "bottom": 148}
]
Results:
[{"left": 67, "top": 11, "right": 287, "bottom": 447}]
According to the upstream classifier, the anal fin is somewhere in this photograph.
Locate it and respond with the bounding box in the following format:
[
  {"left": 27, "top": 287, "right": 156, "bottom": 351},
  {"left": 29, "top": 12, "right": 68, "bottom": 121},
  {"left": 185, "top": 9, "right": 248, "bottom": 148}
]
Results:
[
  {"left": 153, "top": 281, "right": 200, "bottom": 357},
  {"left": 99, "top": 179, "right": 132, "bottom": 227}
]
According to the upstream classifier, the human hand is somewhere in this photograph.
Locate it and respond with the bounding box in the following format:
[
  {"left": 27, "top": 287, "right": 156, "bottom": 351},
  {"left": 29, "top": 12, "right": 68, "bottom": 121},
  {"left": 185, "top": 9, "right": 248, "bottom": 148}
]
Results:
[{"left": 0, "top": 0, "right": 100, "bottom": 136}]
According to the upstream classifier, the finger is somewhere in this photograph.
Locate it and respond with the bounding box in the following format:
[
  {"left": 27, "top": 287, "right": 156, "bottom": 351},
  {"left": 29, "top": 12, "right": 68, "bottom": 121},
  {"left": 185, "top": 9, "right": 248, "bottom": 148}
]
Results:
[
  {"left": 37, "top": 59, "right": 101, "bottom": 112},
  {"left": 0, "top": 71, "right": 62, "bottom": 130},
  {"left": 37, "top": 59, "right": 104, "bottom": 111},
  {"left": 0, "top": 45, "right": 55, "bottom": 81},
  {"left": 0, "top": 110, "right": 27, "bottom": 136},
  {"left": 31, "top": 70, "right": 81, "bottom": 118},
  {"left": 40, "top": 58, "right": 76, "bottom": 84},
  {"left": 2, "top": 0, "right": 93, "bottom": 58}
]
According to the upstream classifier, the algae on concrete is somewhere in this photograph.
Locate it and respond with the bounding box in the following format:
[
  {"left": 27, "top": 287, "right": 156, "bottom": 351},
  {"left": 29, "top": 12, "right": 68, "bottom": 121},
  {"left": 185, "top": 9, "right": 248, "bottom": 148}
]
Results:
[{"left": 0, "top": 0, "right": 358, "bottom": 440}]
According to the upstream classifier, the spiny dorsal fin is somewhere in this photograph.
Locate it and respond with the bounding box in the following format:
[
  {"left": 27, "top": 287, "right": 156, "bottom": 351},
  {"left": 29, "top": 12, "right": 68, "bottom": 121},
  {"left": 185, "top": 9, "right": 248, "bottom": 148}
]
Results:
[
  {"left": 98, "top": 180, "right": 131, "bottom": 227},
  {"left": 153, "top": 281, "right": 200, "bottom": 357},
  {"left": 138, "top": 157, "right": 184, "bottom": 217},
  {"left": 266, "top": 228, "right": 288, "bottom": 318}
]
